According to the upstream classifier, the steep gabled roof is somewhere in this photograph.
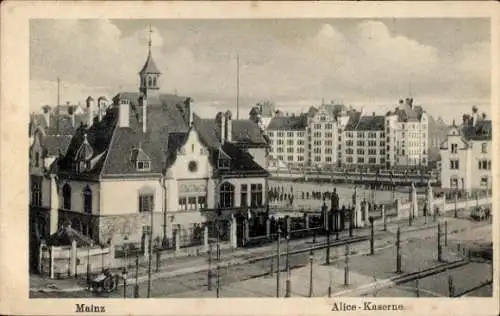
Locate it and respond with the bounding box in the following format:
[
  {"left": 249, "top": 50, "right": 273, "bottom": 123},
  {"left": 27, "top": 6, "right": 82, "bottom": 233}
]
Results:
[
  {"left": 344, "top": 112, "right": 362, "bottom": 131},
  {"left": 267, "top": 115, "right": 308, "bottom": 131},
  {"left": 139, "top": 51, "right": 161, "bottom": 74},
  {"left": 355, "top": 115, "right": 385, "bottom": 131}
]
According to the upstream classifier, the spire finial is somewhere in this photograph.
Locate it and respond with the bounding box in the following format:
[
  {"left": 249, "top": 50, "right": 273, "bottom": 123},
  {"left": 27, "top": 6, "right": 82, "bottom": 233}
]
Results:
[{"left": 148, "top": 24, "right": 153, "bottom": 52}]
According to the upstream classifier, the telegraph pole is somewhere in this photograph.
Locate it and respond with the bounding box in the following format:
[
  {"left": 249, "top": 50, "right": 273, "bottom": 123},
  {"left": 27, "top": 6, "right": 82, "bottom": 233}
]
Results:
[
  {"left": 437, "top": 222, "right": 443, "bottom": 262},
  {"left": 396, "top": 226, "right": 402, "bottom": 273},
  {"left": 285, "top": 233, "right": 291, "bottom": 297},
  {"left": 276, "top": 227, "right": 281, "bottom": 298},
  {"left": 344, "top": 243, "right": 349, "bottom": 286}
]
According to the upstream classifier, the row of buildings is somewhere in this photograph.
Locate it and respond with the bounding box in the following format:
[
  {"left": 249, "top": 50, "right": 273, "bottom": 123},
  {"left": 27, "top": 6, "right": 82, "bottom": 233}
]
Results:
[
  {"left": 29, "top": 34, "right": 491, "bottom": 268},
  {"left": 255, "top": 97, "right": 431, "bottom": 170},
  {"left": 29, "top": 38, "right": 270, "bottom": 267}
]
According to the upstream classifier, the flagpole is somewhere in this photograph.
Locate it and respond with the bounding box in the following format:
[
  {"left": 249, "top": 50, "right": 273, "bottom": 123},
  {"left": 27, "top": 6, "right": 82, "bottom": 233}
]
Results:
[{"left": 236, "top": 54, "right": 240, "bottom": 120}]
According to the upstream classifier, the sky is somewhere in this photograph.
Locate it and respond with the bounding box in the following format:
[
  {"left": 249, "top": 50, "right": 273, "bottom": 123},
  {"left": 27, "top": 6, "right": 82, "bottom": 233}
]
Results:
[{"left": 30, "top": 18, "right": 491, "bottom": 123}]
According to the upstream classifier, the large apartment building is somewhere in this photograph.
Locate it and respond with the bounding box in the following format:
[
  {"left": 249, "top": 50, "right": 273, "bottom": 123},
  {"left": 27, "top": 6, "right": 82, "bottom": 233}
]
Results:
[
  {"left": 385, "top": 98, "right": 428, "bottom": 168},
  {"left": 267, "top": 114, "right": 308, "bottom": 169},
  {"left": 342, "top": 112, "right": 386, "bottom": 166},
  {"left": 440, "top": 110, "right": 492, "bottom": 191}
]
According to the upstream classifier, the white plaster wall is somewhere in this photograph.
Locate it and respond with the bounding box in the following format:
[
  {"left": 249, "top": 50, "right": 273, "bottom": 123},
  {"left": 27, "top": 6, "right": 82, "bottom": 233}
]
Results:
[
  {"left": 42, "top": 176, "right": 51, "bottom": 208},
  {"left": 440, "top": 135, "right": 469, "bottom": 190},
  {"left": 247, "top": 147, "right": 267, "bottom": 168},
  {"left": 100, "top": 179, "right": 159, "bottom": 215},
  {"left": 169, "top": 130, "right": 212, "bottom": 180}
]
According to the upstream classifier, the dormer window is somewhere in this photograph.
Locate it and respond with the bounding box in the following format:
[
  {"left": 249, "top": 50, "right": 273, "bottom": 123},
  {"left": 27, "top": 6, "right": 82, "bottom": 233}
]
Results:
[
  {"left": 74, "top": 133, "right": 93, "bottom": 173},
  {"left": 131, "top": 146, "right": 152, "bottom": 172},
  {"left": 217, "top": 148, "right": 231, "bottom": 170},
  {"left": 137, "top": 160, "right": 151, "bottom": 171}
]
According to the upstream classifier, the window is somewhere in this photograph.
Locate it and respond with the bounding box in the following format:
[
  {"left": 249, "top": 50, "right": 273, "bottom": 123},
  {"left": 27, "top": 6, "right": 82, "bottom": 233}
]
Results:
[
  {"left": 31, "top": 177, "right": 42, "bottom": 206},
  {"left": 62, "top": 184, "right": 71, "bottom": 210},
  {"left": 314, "top": 132, "right": 321, "bottom": 138},
  {"left": 250, "top": 184, "right": 263, "bottom": 207},
  {"left": 480, "top": 176, "right": 488, "bottom": 188},
  {"left": 314, "top": 148, "right": 321, "bottom": 154},
  {"left": 450, "top": 159, "right": 460, "bottom": 170},
  {"left": 277, "top": 139, "right": 283, "bottom": 145},
  {"left": 357, "top": 157, "right": 365, "bottom": 163},
  {"left": 277, "top": 131, "right": 284, "bottom": 137},
  {"left": 450, "top": 177, "right": 459, "bottom": 189},
  {"left": 242, "top": 184, "right": 250, "bottom": 207},
  {"left": 357, "top": 140, "right": 365, "bottom": 146},
  {"left": 368, "top": 157, "right": 376, "bottom": 164},
  {"left": 218, "top": 157, "right": 231, "bottom": 169},
  {"left": 139, "top": 194, "right": 154, "bottom": 212},
  {"left": 197, "top": 196, "right": 206, "bottom": 209},
  {"left": 325, "top": 123, "right": 332, "bottom": 129},
  {"left": 287, "top": 155, "right": 293, "bottom": 161},
  {"left": 298, "top": 156, "right": 304, "bottom": 161},
  {"left": 277, "top": 147, "right": 284, "bottom": 153},
  {"left": 380, "top": 158, "right": 385, "bottom": 164},
  {"left": 481, "top": 143, "right": 487, "bottom": 153},
  {"left": 268, "top": 132, "right": 274, "bottom": 137},
  {"left": 451, "top": 144, "right": 458, "bottom": 154},
  {"left": 277, "top": 155, "right": 284, "bottom": 161},
  {"left": 219, "top": 182, "right": 234, "bottom": 208},
  {"left": 287, "top": 132, "right": 294, "bottom": 137},
  {"left": 380, "top": 141, "right": 385, "bottom": 147},
  {"left": 368, "top": 140, "right": 377, "bottom": 147},
  {"left": 83, "top": 186, "right": 92, "bottom": 214},
  {"left": 314, "top": 140, "right": 322, "bottom": 146},
  {"left": 287, "top": 147, "right": 294, "bottom": 153},
  {"left": 325, "top": 148, "right": 332, "bottom": 154},
  {"left": 314, "top": 156, "right": 321, "bottom": 162},
  {"left": 368, "top": 149, "right": 377, "bottom": 155},
  {"left": 297, "top": 147, "right": 304, "bottom": 153},
  {"left": 357, "top": 132, "right": 364, "bottom": 138},
  {"left": 478, "top": 160, "right": 490, "bottom": 170},
  {"left": 314, "top": 124, "right": 321, "bottom": 129},
  {"left": 357, "top": 149, "right": 364, "bottom": 155},
  {"left": 380, "top": 149, "right": 385, "bottom": 155},
  {"left": 325, "top": 156, "right": 332, "bottom": 162},
  {"left": 137, "top": 160, "right": 151, "bottom": 171},
  {"left": 346, "top": 140, "right": 353, "bottom": 146},
  {"left": 346, "top": 148, "right": 354, "bottom": 155},
  {"left": 287, "top": 139, "right": 293, "bottom": 146},
  {"left": 34, "top": 152, "right": 40, "bottom": 167},
  {"left": 346, "top": 156, "right": 353, "bottom": 163},
  {"left": 188, "top": 197, "right": 197, "bottom": 210},
  {"left": 297, "top": 140, "right": 304, "bottom": 145},
  {"left": 325, "top": 132, "right": 333, "bottom": 138}
]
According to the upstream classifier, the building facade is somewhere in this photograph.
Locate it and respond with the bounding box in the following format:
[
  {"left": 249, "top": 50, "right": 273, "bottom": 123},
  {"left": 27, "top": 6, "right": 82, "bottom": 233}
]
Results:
[
  {"left": 267, "top": 114, "right": 308, "bottom": 169},
  {"left": 30, "top": 38, "right": 269, "bottom": 252},
  {"left": 385, "top": 98, "right": 428, "bottom": 168},
  {"left": 342, "top": 112, "right": 386, "bottom": 166},
  {"left": 440, "top": 111, "right": 492, "bottom": 191}
]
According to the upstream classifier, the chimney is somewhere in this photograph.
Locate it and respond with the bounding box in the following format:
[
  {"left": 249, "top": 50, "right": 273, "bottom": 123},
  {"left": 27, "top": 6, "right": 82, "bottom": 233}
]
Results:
[
  {"left": 68, "top": 106, "right": 75, "bottom": 128},
  {"left": 225, "top": 110, "right": 232, "bottom": 142},
  {"left": 119, "top": 98, "right": 130, "bottom": 128},
  {"left": 185, "top": 97, "right": 193, "bottom": 126},
  {"left": 42, "top": 106, "right": 51, "bottom": 128},
  {"left": 216, "top": 112, "right": 225, "bottom": 143},
  {"left": 140, "top": 95, "right": 147, "bottom": 133}
]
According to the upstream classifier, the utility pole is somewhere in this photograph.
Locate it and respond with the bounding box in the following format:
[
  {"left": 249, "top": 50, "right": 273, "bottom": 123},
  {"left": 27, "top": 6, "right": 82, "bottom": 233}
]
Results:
[
  {"left": 276, "top": 227, "right": 281, "bottom": 298},
  {"left": 369, "top": 216, "right": 375, "bottom": 255},
  {"left": 325, "top": 218, "right": 331, "bottom": 265},
  {"left": 437, "top": 222, "right": 443, "bottom": 262},
  {"left": 236, "top": 54, "right": 240, "bottom": 120},
  {"left": 396, "top": 226, "right": 402, "bottom": 273},
  {"left": 308, "top": 249, "right": 314, "bottom": 297},
  {"left": 207, "top": 243, "right": 212, "bottom": 291},
  {"left": 216, "top": 224, "right": 221, "bottom": 298},
  {"left": 56, "top": 77, "right": 60, "bottom": 134},
  {"left": 147, "top": 214, "right": 154, "bottom": 298},
  {"left": 285, "top": 233, "right": 291, "bottom": 297},
  {"left": 134, "top": 252, "right": 140, "bottom": 298}
]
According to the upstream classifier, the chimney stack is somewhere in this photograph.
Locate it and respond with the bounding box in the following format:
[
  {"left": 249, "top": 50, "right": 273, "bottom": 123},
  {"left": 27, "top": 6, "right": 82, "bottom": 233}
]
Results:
[
  {"left": 216, "top": 112, "right": 225, "bottom": 143},
  {"left": 140, "top": 95, "right": 148, "bottom": 133},
  {"left": 119, "top": 98, "right": 130, "bottom": 128},
  {"left": 225, "top": 110, "right": 232, "bottom": 142},
  {"left": 68, "top": 106, "right": 75, "bottom": 128},
  {"left": 42, "top": 105, "right": 51, "bottom": 128}
]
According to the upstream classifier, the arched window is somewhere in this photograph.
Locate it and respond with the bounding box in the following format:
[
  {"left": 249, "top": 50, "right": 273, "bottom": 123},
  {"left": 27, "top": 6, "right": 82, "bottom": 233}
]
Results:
[
  {"left": 219, "top": 182, "right": 234, "bottom": 208},
  {"left": 83, "top": 186, "right": 92, "bottom": 214},
  {"left": 148, "top": 76, "right": 153, "bottom": 87},
  {"left": 62, "top": 184, "right": 72, "bottom": 210}
]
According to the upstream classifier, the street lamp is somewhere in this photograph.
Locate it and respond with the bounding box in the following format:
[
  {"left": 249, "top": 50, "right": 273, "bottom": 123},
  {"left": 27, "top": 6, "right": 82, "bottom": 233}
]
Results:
[{"left": 308, "top": 249, "right": 314, "bottom": 297}]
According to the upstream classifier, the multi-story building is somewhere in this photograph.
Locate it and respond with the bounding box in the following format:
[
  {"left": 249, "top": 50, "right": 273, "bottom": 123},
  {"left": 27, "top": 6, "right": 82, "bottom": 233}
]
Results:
[
  {"left": 385, "top": 98, "right": 428, "bottom": 168},
  {"left": 440, "top": 110, "right": 492, "bottom": 191},
  {"left": 306, "top": 103, "right": 341, "bottom": 167},
  {"left": 29, "top": 37, "right": 269, "bottom": 252},
  {"left": 342, "top": 112, "right": 386, "bottom": 166},
  {"left": 267, "top": 114, "right": 308, "bottom": 169}
]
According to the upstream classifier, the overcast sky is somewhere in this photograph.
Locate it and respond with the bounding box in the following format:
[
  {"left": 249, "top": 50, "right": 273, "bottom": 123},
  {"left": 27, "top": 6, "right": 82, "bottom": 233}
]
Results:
[{"left": 30, "top": 18, "right": 491, "bottom": 122}]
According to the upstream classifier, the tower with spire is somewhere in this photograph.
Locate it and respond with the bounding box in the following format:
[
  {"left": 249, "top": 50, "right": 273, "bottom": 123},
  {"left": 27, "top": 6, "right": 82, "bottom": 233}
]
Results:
[{"left": 139, "top": 25, "right": 161, "bottom": 104}]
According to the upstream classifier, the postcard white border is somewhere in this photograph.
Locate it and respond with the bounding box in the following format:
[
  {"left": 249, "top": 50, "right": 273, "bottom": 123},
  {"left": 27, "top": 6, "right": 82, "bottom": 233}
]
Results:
[{"left": 1, "top": 1, "right": 499, "bottom": 315}]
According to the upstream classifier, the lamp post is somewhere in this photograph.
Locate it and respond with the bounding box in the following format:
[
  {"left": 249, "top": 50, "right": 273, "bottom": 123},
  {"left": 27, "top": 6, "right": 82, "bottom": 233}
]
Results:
[
  {"left": 207, "top": 243, "right": 213, "bottom": 291},
  {"left": 121, "top": 268, "right": 128, "bottom": 299},
  {"left": 86, "top": 244, "right": 91, "bottom": 284},
  {"left": 369, "top": 216, "right": 374, "bottom": 255},
  {"left": 276, "top": 226, "right": 282, "bottom": 298},
  {"left": 308, "top": 249, "right": 314, "bottom": 297},
  {"left": 285, "top": 233, "right": 291, "bottom": 298}
]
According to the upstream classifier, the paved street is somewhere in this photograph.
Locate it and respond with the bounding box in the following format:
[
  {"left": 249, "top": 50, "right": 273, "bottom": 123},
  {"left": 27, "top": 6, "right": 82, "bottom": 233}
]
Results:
[{"left": 30, "top": 212, "right": 492, "bottom": 299}]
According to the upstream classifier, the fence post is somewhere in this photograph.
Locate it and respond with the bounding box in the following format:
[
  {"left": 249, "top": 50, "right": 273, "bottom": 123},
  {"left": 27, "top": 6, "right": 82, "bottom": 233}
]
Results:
[
  {"left": 396, "top": 226, "right": 401, "bottom": 273},
  {"left": 344, "top": 243, "right": 349, "bottom": 286},
  {"left": 444, "top": 221, "right": 448, "bottom": 247},
  {"left": 448, "top": 275, "right": 455, "bottom": 297},
  {"left": 134, "top": 252, "right": 140, "bottom": 298}
]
